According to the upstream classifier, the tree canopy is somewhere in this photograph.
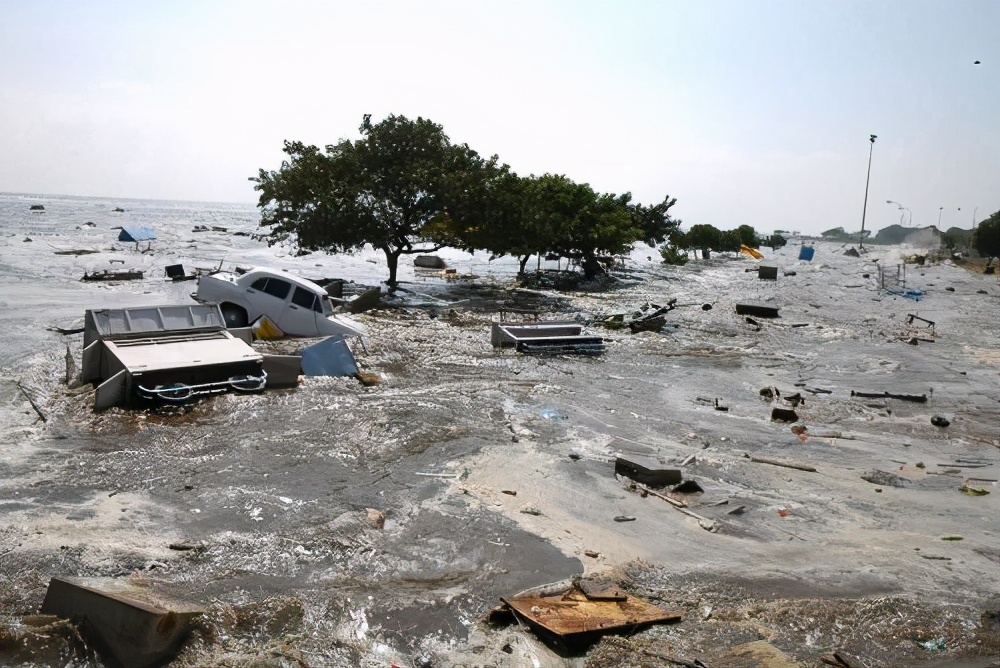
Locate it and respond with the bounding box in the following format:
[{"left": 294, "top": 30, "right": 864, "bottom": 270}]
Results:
[
  {"left": 253, "top": 114, "right": 681, "bottom": 284},
  {"left": 973, "top": 210, "right": 1000, "bottom": 257},
  {"left": 253, "top": 114, "right": 498, "bottom": 285}
]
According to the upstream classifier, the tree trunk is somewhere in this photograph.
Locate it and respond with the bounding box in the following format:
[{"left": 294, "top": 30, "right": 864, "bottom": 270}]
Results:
[
  {"left": 518, "top": 254, "right": 530, "bottom": 276},
  {"left": 384, "top": 248, "right": 402, "bottom": 286},
  {"left": 582, "top": 255, "right": 603, "bottom": 279}
]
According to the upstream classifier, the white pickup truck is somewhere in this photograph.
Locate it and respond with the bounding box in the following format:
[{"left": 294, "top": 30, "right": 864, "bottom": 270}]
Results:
[{"left": 192, "top": 267, "right": 366, "bottom": 339}]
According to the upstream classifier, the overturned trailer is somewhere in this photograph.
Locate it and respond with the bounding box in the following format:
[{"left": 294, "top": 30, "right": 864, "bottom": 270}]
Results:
[{"left": 81, "top": 304, "right": 266, "bottom": 409}]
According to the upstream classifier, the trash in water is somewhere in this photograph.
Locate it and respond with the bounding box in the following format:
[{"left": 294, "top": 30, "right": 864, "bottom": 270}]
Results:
[
  {"left": 736, "top": 303, "right": 780, "bottom": 318},
  {"left": 498, "top": 579, "right": 682, "bottom": 641},
  {"left": 299, "top": 337, "right": 359, "bottom": 377},
  {"left": 81, "top": 270, "right": 144, "bottom": 282},
  {"left": 771, "top": 407, "right": 799, "bottom": 423},
  {"left": 539, "top": 408, "right": 568, "bottom": 420},
  {"left": 615, "top": 455, "right": 682, "bottom": 487}
]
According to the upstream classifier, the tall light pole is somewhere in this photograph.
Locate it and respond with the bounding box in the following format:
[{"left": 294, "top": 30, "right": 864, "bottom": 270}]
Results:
[
  {"left": 887, "top": 200, "right": 911, "bottom": 226},
  {"left": 938, "top": 207, "right": 943, "bottom": 226},
  {"left": 859, "top": 134, "right": 877, "bottom": 248}
]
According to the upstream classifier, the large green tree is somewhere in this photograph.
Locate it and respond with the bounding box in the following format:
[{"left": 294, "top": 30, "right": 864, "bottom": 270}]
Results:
[
  {"left": 438, "top": 173, "right": 645, "bottom": 278},
  {"left": 252, "top": 114, "right": 497, "bottom": 286},
  {"left": 520, "top": 175, "right": 640, "bottom": 279},
  {"left": 973, "top": 210, "right": 1000, "bottom": 257},
  {"left": 630, "top": 196, "right": 681, "bottom": 246},
  {"left": 684, "top": 224, "right": 722, "bottom": 256}
]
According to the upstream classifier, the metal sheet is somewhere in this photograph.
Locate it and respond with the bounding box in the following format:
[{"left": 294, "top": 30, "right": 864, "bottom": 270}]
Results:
[
  {"left": 262, "top": 354, "right": 302, "bottom": 388},
  {"left": 86, "top": 305, "right": 225, "bottom": 341},
  {"left": 299, "top": 337, "right": 358, "bottom": 377},
  {"left": 94, "top": 370, "right": 127, "bottom": 411},
  {"left": 105, "top": 336, "right": 261, "bottom": 373},
  {"left": 502, "top": 584, "right": 681, "bottom": 638}
]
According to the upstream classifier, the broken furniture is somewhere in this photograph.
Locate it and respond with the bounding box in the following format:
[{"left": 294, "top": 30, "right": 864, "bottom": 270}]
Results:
[
  {"left": 81, "top": 304, "right": 267, "bottom": 409},
  {"left": 41, "top": 577, "right": 203, "bottom": 668},
  {"left": 165, "top": 264, "right": 198, "bottom": 281},
  {"left": 491, "top": 310, "right": 605, "bottom": 355},
  {"left": 499, "top": 579, "right": 681, "bottom": 643},
  {"left": 758, "top": 265, "right": 778, "bottom": 280}
]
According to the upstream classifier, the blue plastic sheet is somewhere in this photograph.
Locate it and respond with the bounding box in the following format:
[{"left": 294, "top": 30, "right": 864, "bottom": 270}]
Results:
[
  {"left": 118, "top": 226, "right": 157, "bottom": 242},
  {"left": 299, "top": 337, "right": 358, "bottom": 377}
]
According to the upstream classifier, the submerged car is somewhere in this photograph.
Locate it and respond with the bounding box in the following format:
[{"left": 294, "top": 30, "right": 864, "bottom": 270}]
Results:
[{"left": 193, "top": 267, "right": 366, "bottom": 339}]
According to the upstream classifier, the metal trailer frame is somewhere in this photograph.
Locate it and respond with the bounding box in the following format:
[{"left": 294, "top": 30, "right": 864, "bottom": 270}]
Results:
[
  {"left": 490, "top": 310, "right": 605, "bottom": 355},
  {"left": 81, "top": 304, "right": 266, "bottom": 409}
]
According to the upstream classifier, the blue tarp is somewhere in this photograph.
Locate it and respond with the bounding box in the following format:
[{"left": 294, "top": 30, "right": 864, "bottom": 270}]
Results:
[
  {"left": 299, "top": 337, "right": 358, "bottom": 377},
  {"left": 798, "top": 245, "right": 815, "bottom": 261},
  {"left": 118, "top": 226, "right": 157, "bottom": 242}
]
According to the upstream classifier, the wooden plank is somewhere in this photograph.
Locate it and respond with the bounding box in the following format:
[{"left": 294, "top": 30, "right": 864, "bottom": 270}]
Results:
[{"left": 744, "top": 453, "right": 817, "bottom": 472}]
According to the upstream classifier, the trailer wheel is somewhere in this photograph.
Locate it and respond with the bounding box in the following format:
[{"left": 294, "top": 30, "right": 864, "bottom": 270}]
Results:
[{"left": 220, "top": 304, "right": 249, "bottom": 328}]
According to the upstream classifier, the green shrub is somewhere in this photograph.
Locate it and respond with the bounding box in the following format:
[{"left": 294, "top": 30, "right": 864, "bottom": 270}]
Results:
[{"left": 660, "top": 245, "right": 689, "bottom": 265}]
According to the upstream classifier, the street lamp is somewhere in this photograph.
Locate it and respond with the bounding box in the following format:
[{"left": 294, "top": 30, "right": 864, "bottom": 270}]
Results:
[
  {"left": 886, "top": 200, "right": 911, "bottom": 226},
  {"left": 938, "top": 207, "right": 943, "bottom": 226},
  {"left": 860, "top": 134, "right": 877, "bottom": 248}
]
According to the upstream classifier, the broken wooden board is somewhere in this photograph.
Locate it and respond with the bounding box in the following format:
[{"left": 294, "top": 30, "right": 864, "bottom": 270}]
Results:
[
  {"left": 745, "top": 453, "right": 818, "bottom": 473},
  {"left": 576, "top": 578, "right": 627, "bottom": 601},
  {"left": 40, "top": 576, "right": 203, "bottom": 668},
  {"left": 501, "top": 582, "right": 681, "bottom": 639}
]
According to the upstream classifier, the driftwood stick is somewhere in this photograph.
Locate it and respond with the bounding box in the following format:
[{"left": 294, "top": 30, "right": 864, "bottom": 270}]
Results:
[
  {"left": 15, "top": 381, "right": 47, "bottom": 423},
  {"left": 744, "top": 453, "right": 817, "bottom": 472},
  {"left": 637, "top": 483, "right": 688, "bottom": 508}
]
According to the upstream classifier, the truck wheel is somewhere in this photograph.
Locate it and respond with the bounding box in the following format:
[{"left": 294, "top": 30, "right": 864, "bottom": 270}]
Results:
[{"left": 220, "top": 304, "right": 249, "bottom": 328}]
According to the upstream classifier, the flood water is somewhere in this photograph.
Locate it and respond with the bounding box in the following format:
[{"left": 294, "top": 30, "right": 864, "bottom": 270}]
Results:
[{"left": 2, "top": 191, "right": 999, "bottom": 667}]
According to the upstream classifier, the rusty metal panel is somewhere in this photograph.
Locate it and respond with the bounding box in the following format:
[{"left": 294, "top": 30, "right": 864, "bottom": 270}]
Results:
[{"left": 501, "top": 583, "right": 681, "bottom": 637}]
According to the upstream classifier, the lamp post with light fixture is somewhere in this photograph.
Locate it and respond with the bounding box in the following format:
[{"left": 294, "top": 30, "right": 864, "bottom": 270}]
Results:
[
  {"left": 859, "top": 134, "right": 877, "bottom": 248},
  {"left": 886, "top": 200, "right": 911, "bottom": 226}
]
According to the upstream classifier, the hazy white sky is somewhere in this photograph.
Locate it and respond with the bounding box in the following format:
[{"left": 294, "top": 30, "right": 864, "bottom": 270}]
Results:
[{"left": 1, "top": 0, "right": 997, "bottom": 234}]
